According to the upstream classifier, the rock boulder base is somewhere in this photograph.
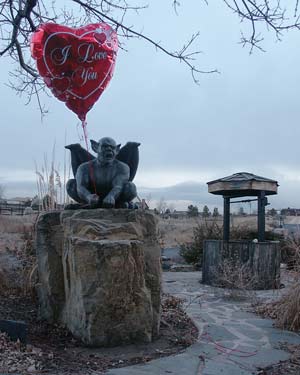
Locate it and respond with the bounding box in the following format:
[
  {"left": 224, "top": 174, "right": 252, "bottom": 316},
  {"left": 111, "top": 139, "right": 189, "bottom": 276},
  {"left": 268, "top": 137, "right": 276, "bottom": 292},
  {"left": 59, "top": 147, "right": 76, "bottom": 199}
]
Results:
[{"left": 36, "top": 209, "right": 161, "bottom": 347}]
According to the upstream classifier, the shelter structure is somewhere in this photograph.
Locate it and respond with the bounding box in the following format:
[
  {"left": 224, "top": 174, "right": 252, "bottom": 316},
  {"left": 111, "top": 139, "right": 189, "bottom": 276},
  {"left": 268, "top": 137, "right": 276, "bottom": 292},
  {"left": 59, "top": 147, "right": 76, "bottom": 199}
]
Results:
[
  {"left": 202, "top": 172, "right": 280, "bottom": 290},
  {"left": 207, "top": 172, "right": 278, "bottom": 242}
]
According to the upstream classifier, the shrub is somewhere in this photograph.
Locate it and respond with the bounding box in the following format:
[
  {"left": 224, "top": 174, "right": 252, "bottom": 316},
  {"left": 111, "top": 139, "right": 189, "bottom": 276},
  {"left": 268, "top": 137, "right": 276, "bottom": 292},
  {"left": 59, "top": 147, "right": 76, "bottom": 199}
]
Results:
[
  {"left": 213, "top": 259, "right": 258, "bottom": 300},
  {"left": 257, "top": 279, "right": 300, "bottom": 331},
  {"left": 187, "top": 205, "right": 199, "bottom": 217},
  {"left": 179, "top": 219, "right": 222, "bottom": 265},
  {"left": 179, "top": 220, "right": 283, "bottom": 266},
  {"left": 281, "top": 235, "right": 300, "bottom": 270}
]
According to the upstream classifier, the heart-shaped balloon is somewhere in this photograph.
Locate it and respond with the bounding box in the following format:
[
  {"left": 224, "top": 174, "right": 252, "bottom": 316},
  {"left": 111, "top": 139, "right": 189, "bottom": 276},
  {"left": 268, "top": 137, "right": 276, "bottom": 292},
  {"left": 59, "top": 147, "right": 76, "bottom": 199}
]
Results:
[{"left": 31, "top": 23, "right": 118, "bottom": 121}]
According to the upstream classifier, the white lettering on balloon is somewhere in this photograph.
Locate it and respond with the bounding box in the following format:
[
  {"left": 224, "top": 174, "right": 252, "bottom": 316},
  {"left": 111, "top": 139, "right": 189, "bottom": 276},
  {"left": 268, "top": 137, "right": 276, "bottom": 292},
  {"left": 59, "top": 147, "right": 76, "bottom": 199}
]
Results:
[
  {"left": 78, "top": 43, "right": 93, "bottom": 63},
  {"left": 50, "top": 45, "right": 72, "bottom": 65},
  {"left": 49, "top": 43, "right": 108, "bottom": 88},
  {"left": 77, "top": 43, "right": 107, "bottom": 62},
  {"left": 72, "top": 66, "right": 98, "bottom": 86}
]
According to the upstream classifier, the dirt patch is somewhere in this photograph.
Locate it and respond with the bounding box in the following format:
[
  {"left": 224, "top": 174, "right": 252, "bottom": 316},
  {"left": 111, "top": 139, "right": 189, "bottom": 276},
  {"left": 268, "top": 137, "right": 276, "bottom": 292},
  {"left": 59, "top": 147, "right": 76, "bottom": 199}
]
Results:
[
  {"left": 0, "top": 215, "right": 198, "bottom": 374},
  {"left": 158, "top": 218, "right": 197, "bottom": 248},
  {"left": 0, "top": 292, "right": 198, "bottom": 374}
]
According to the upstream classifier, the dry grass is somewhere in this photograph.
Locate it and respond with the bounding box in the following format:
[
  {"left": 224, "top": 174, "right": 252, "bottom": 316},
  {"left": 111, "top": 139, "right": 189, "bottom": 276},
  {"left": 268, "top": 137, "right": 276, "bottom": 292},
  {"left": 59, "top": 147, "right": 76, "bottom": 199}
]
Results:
[
  {"left": 214, "top": 259, "right": 258, "bottom": 300},
  {"left": 256, "top": 235, "right": 300, "bottom": 330},
  {"left": 158, "top": 218, "right": 200, "bottom": 248},
  {"left": 161, "top": 294, "right": 198, "bottom": 346},
  {"left": 256, "top": 279, "right": 300, "bottom": 331},
  {"left": 0, "top": 215, "right": 37, "bottom": 296},
  {"left": 272, "top": 281, "right": 300, "bottom": 330},
  {"left": 34, "top": 144, "right": 71, "bottom": 211},
  {"left": 281, "top": 235, "right": 300, "bottom": 270},
  {"left": 158, "top": 215, "right": 276, "bottom": 249},
  {"left": 0, "top": 215, "right": 36, "bottom": 234}
]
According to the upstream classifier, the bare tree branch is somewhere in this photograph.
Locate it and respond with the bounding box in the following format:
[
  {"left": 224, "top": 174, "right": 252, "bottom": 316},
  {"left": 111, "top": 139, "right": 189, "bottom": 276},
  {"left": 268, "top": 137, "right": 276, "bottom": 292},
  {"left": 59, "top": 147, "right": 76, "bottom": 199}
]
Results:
[
  {"left": 0, "top": 0, "right": 300, "bottom": 114},
  {"left": 71, "top": 0, "right": 217, "bottom": 75},
  {"left": 223, "top": 0, "right": 300, "bottom": 50}
]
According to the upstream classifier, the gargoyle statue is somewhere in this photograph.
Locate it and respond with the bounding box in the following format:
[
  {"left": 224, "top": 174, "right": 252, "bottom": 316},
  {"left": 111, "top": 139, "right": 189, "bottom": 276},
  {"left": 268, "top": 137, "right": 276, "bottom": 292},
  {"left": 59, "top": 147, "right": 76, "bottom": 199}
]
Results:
[{"left": 65, "top": 137, "right": 140, "bottom": 208}]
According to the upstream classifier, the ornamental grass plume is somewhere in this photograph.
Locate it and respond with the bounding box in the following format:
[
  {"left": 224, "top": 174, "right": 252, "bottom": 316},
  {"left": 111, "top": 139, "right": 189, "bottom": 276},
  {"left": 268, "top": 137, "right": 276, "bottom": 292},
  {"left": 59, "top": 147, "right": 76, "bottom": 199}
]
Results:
[
  {"left": 34, "top": 143, "right": 71, "bottom": 211},
  {"left": 272, "top": 235, "right": 300, "bottom": 330},
  {"left": 256, "top": 235, "right": 300, "bottom": 331},
  {"left": 268, "top": 280, "right": 300, "bottom": 331},
  {"left": 281, "top": 233, "right": 300, "bottom": 271}
]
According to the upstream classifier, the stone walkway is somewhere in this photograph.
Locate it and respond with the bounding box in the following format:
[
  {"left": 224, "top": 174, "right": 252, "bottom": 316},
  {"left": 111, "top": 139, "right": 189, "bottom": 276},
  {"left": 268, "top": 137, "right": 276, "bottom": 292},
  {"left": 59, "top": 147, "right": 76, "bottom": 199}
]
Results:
[{"left": 106, "top": 271, "right": 300, "bottom": 375}]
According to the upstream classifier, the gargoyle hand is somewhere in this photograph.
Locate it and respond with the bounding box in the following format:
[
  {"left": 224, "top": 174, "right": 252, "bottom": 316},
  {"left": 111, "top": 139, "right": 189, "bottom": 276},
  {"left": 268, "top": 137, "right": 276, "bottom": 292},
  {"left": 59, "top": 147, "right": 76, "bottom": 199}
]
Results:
[
  {"left": 102, "top": 195, "right": 115, "bottom": 208},
  {"left": 87, "top": 194, "right": 100, "bottom": 206}
]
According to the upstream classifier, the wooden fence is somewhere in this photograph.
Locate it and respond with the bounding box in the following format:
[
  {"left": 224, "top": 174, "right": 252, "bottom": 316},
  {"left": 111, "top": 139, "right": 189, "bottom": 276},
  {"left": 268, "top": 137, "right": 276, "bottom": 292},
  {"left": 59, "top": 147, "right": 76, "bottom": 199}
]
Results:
[
  {"left": 0, "top": 202, "right": 66, "bottom": 215},
  {"left": 0, "top": 203, "right": 28, "bottom": 215}
]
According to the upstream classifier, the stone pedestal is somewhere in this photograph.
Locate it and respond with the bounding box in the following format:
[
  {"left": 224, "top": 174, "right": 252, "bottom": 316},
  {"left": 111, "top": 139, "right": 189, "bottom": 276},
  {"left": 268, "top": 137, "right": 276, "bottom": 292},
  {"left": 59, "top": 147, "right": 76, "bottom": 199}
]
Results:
[
  {"left": 202, "top": 240, "right": 280, "bottom": 290},
  {"left": 35, "top": 212, "right": 65, "bottom": 321},
  {"left": 35, "top": 209, "right": 161, "bottom": 346}
]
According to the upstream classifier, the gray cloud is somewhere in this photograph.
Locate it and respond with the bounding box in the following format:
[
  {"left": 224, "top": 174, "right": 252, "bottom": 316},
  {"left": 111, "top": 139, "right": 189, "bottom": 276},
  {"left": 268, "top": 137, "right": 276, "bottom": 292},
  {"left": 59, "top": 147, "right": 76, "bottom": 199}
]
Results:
[{"left": 0, "top": 2, "right": 299, "bottom": 210}]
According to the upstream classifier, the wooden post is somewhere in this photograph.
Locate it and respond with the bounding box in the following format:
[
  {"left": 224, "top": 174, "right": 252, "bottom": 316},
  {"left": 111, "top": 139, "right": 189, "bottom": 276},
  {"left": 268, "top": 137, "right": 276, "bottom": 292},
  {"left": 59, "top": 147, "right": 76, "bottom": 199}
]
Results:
[
  {"left": 223, "top": 197, "right": 230, "bottom": 241},
  {"left": 258, "top": 191, "right": 266, "bottom": 242}
]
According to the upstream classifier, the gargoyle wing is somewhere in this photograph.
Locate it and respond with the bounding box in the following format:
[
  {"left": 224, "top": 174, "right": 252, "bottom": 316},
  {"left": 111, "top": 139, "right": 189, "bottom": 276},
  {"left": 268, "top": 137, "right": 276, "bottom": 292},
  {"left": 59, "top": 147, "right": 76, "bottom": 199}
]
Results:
[
  {"left": 116, "top": 142, "right": 140, "bottom": 181},
  {"left": 65, "top": 141, "right": 140, "bottom": 181},
  {"left": 65, "top": 143, "right": 95, "bottom": 177}
]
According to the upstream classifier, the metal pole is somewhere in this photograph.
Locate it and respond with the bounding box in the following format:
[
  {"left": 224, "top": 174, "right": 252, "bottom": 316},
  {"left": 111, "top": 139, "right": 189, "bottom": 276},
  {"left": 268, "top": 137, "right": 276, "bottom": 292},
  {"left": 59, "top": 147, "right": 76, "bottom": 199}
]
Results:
[
  {"left": 258, "top": 191, "right": 265, "bottom": 242},
  {"left": 223, "top": 197, "right": 230, "bottom": 241}
]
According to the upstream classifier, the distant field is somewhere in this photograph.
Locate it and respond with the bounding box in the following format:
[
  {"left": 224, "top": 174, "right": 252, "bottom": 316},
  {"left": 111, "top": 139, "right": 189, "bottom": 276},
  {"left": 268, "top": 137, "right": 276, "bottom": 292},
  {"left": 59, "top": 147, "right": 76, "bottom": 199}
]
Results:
[
  {"left": 158, "top": 215, "right": 280, "bottom": 247},
  {"left": 0, "top": 211, "right": 295, "bottom": 251},
  {"left": 284, "top": 216, "right": 300, "bottom": 224}
]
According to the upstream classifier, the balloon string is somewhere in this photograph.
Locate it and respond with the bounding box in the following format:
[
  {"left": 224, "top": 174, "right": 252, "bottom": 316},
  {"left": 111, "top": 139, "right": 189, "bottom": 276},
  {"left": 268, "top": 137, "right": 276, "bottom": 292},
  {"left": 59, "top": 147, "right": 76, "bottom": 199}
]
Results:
[{"left": 81, "top": 120, "right": 97, "bottom": 195}]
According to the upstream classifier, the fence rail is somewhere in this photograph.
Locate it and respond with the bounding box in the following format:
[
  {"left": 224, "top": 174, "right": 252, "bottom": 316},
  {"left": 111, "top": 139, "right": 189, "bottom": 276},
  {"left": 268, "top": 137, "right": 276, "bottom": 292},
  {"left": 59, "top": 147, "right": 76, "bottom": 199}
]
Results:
[{"left": 0, "top": 203, "right": 28, "bottom": 215}]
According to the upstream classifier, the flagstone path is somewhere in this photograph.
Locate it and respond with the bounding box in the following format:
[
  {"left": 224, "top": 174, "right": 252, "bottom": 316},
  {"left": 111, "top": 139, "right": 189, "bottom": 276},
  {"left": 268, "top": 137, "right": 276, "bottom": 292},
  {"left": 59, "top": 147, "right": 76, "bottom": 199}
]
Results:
[{"left": 106, "top": 271, "right": 300, "bottom": 375}]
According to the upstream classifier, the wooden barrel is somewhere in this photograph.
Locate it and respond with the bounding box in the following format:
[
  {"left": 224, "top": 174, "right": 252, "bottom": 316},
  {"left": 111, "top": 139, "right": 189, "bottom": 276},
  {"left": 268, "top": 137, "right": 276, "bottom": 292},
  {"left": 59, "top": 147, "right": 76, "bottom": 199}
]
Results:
[{"left": 202, "top": 240, "right": 280, "bottom": 290}]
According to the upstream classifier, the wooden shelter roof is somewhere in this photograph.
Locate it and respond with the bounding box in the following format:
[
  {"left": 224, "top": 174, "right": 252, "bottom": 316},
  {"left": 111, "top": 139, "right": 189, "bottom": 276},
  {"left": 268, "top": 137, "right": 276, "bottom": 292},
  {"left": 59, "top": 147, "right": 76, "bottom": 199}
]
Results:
[{"left": 207, "top": 172, "right": 278, "bottom": 197}]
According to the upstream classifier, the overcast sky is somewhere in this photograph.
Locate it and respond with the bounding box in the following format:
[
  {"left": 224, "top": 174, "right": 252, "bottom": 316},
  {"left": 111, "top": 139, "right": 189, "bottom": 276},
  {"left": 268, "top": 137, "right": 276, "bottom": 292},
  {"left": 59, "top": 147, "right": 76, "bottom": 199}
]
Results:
[{"left": 0, "top": 1, "right": 300, "bottom": 211}]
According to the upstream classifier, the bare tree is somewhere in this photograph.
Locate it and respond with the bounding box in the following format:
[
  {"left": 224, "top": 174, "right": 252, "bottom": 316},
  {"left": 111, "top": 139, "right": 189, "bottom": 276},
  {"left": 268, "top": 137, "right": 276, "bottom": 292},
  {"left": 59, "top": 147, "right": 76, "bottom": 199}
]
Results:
[
  {"left": 156, "top": 197, "right": 167, "bottom": 215},
  {"left": 1, "top": 0, "right": 300, "bottom": 111},
  {"left": 167, "top": 202, "right": 175, "bottom": 213}
]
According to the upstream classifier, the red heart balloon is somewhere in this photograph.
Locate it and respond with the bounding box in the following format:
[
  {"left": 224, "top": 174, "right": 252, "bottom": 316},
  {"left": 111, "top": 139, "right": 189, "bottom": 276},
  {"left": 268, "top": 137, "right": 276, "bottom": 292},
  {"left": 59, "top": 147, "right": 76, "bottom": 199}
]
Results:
[
  {"left": 31, "top": 23, "right": 118, "bottom": 121},
  {"left": 51, "top": 77, "right": 71, "bottom": 93},
  {"left": 94, "top": 32, "right": 107, "bottom": 44}
]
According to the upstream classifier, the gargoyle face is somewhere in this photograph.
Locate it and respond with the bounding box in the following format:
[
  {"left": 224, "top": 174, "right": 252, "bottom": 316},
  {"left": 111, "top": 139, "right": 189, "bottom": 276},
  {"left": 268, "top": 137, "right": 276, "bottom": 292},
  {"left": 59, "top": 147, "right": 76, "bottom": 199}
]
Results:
[
  {"left": 101, "top": 139, "right": 116, "bottom": 161},
  {"left": 92, "top": 137, "right": 121, "bottom": 164}
]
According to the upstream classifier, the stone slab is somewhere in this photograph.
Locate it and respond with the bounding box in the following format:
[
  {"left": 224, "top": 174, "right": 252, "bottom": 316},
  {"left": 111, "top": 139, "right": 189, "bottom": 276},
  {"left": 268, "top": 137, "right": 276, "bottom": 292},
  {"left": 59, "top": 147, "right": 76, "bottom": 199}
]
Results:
[
  {"left": 106, "top": 271, "right": 300, "bottom": 375},
  {"left": 0, "top": 319, "right": 27, "bottom": 343}
]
